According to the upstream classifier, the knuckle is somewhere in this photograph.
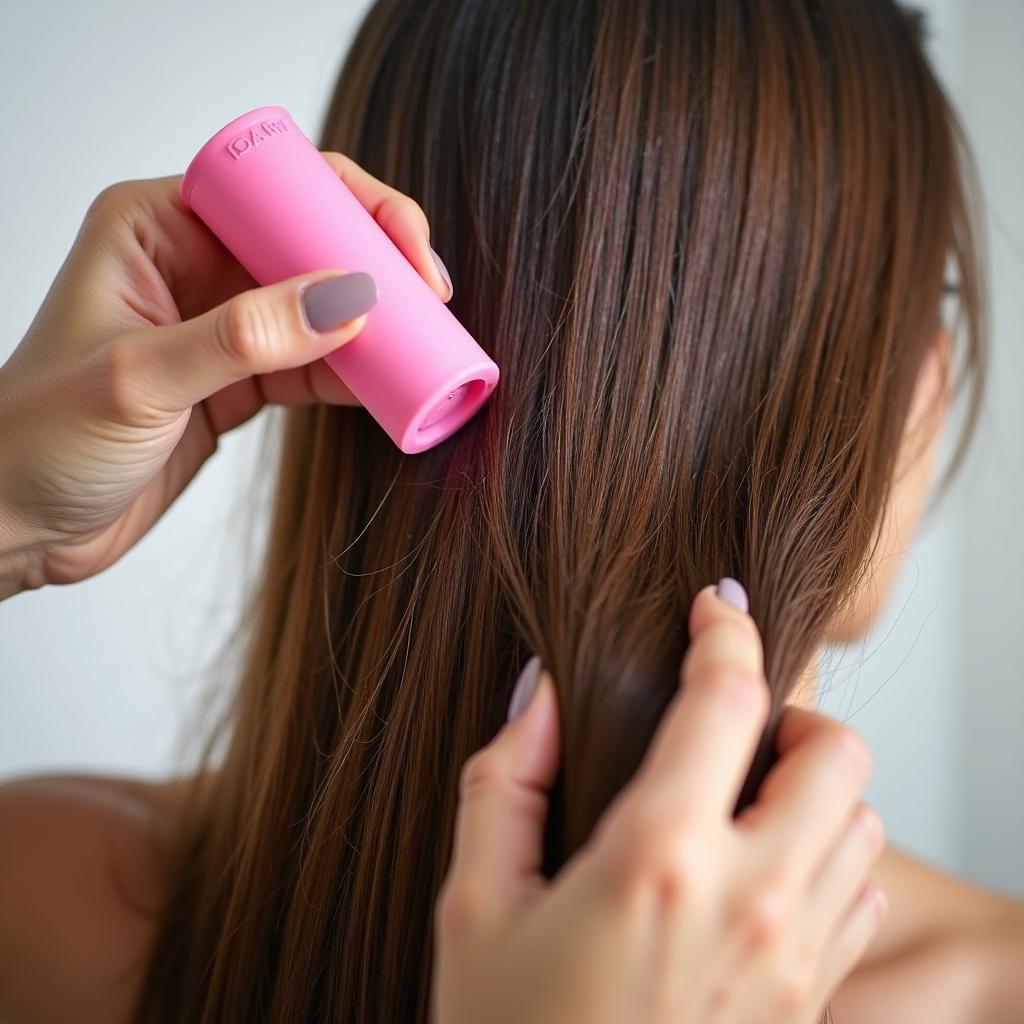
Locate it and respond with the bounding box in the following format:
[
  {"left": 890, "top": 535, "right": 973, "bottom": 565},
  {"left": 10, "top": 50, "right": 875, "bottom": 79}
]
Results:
[
  {"left": 379, "top": 192, "right": 428, "bottom": 232},
  {"left": 84, "top": 182, "right": 133, "bottom": 227},
  {"left": 706, "top": 981, "right": 736, "bottom": 1015},
  {"left": 855, "top": 803, "right": 886, "bottom": 852},
  {"left": 434, "top": 879, "right": 485, "bottom": 938},
  {"left": 607, "top": 809, "right": 707, "bottom": 901},
  {"left": 656, "top": 828, "right": 708, "bottom": 900},
  {"left": 828, "top": 725, "right": 873, "bottom": 778},
  {"left": 738, "top": 876, "right": 792, "bottom": 949},
  {"left": 457, "top": 747, "right": 503, "bottom": 801},
  {"left": 864, "top": 881, "right": 889, "bottom": 924},
  {"left": 220, "top": 293, "right": 275, "bottom": 370}
]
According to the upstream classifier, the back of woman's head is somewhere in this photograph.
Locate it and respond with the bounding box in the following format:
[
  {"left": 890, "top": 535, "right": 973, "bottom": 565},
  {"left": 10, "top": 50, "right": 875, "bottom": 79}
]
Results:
[{"left": 137, "top": 1, "right": 983, "bottom": 1020}]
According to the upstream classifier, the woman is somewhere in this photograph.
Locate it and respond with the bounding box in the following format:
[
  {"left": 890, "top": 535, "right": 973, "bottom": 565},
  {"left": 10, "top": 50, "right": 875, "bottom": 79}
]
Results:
[{"left": 2, "top": 0, "right": 1022, "bottom": 1021}]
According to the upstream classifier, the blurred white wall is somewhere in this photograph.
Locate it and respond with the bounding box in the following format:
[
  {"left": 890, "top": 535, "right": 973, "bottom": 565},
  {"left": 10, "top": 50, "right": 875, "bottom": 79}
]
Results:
[
  {"left": 0, "top": 0, "right": 372, "bottom": 776},
  {"left": 956, "top": 0, "right": 1024, "bottom": 894},
  {"left": 1, "top": 0, "right": 1021, "bottom": 894}
]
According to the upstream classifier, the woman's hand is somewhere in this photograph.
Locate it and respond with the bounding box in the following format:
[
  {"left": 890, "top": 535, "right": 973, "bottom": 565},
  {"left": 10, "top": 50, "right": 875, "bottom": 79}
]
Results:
[
  {"left": 0, "top": 155, "right": 451, "bottom": 598},
  {"left": 433, "top": 583, "right": 888, "bottom": 1024}
]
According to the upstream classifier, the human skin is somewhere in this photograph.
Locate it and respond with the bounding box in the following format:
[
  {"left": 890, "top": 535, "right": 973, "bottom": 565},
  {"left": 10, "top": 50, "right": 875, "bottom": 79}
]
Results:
[
  {"left": 0, "top": 157, "right": 449, "bottom": 599},
  {"left": 0, "top": 168, "right": 1021, "bottom": 1022},
  {"left": 802, "top": 334, "right": 1024, "bottom": 1022},
  {"left": 825, "top": 327, "right": 952, "bottom": 647},
  {"left": 0, "top": 166, "right": 881, "bottom": 1023},
  {"left": 433, "top": 587, "right": 885, "bottom": 1024}
]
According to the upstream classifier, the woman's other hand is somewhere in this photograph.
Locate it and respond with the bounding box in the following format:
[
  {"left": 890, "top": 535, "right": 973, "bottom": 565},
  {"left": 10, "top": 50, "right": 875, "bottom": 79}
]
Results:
[
  {"left": 0, "top": 155, "right": 452, "bottom": 598},
  {"left": 433, "top": 582, "right": 888, "bottom": 1024}
]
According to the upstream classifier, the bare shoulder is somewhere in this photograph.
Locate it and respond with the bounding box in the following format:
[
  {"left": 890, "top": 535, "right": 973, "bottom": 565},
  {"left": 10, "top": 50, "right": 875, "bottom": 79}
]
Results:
[
  {"left": 0, "top": 772, "right": 193, "bottom": 1024},
  {"left": 833, "top": 845, "right": 1024, "bottom": 1023}
]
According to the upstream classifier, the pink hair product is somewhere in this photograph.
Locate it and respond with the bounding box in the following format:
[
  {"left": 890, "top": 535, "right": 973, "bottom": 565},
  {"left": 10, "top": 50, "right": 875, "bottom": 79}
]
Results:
[{"left": 180, "top": 105, "right": 499, "bottom": 453}]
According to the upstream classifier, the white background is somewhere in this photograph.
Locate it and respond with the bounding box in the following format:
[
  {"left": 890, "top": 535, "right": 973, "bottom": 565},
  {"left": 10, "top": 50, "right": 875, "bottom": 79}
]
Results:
[{"left": 1, "top": 1, "right": 1021, "bottom": 894}]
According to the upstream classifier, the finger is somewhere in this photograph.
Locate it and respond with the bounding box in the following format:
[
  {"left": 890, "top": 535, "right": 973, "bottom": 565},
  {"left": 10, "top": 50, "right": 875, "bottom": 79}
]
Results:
[
  {"left": 444, "top": 659, "right": 560, "bottom": 918},
  {"left": 194, "top": 358, "right": 362, "bottom": 442},
  {"left": 627, "top": 583, "right": 769, "bottom": 821},
  {"left": 160, "top": 364, "right": 359, "bottom": 489},
  {"left": 775, "top": 704, "right": 832, "bottom": 755},
  {"left": 125, "top": 269, "right": 378, "bottom": 413},
  {"left": 82, "top": 176, "right": 257, "bottom": 321},
  {"left": 802, "top": 803, "right": 886, "bottom": 951},
  {"left": 740, "top": 715, "right": 873, "bottom": 883},
  {"left": 817, "top": 881, "right": 889, "bottom": 1000},
  {"left": 253, "top": 357, "right": 361, "bottom": 408},
  {"left": 320, "top": 152, "right": 453, "bottom": 301}
]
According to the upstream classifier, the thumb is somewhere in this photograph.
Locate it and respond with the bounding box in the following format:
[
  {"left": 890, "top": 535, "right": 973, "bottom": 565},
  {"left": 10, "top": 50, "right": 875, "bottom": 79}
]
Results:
[
  {"left": 132, "top": 269, "right": 378, "bottom": 410},
  {"left": 444, "top": 657, "right": 561, "bottom": 919}
]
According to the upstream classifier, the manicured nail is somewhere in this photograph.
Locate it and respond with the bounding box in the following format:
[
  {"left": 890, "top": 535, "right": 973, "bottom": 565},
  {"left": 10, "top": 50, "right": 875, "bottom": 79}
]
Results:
[
  {"left": 716, "top": 577, "right": 749, "bottom": 614},
  {"left": 302, "top": 272, "right": 378, "bottom": 333},
  {"left": 507, "top": 655, "right": 543, "bottom": 721},
  {"left": 430, "top": 246, "right": 453, "bottom": 296}
]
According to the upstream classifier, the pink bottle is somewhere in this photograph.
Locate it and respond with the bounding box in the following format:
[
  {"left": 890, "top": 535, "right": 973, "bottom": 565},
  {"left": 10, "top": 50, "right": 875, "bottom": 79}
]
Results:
[{"left": 180, "top": 106, "right": 499, "bottom": 453}]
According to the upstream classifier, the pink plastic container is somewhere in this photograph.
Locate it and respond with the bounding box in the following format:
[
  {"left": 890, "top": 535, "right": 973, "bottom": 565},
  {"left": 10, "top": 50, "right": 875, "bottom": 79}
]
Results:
[{"left": 180, "top": 106, "right": 499, "bottom": 453}]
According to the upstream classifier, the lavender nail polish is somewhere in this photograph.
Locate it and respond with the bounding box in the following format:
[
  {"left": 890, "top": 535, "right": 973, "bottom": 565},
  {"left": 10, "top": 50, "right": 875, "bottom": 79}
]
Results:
[
  {"left": 302, "top": 272, "right": 378, "bottom": 333},
  {"left": 716, "top": 577, "right": 749, "bottom": 614},
  {"left": 507, "top": 655, "right": 542, "bottom": 721},
  {"left": 430, "top": 247, "right": 453, "bottom": 295}
]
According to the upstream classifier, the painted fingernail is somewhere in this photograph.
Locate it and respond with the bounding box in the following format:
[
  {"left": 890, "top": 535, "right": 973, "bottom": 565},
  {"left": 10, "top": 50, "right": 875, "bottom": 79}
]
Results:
[
  {"left": 301, "top": 272, "right": 378, "bottom": 333},
  {"left": 716, "top": 577, "right": 749, "bottom": 614},
  {"left": 430, "top": 246, "right": 453, "bottom": 296},
  {"left": 507, "top": 655, "right": 543, "bottom": 721}
]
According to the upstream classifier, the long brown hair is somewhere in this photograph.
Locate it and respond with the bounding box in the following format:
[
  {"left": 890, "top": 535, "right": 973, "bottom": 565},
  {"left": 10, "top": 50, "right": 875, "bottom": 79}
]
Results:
[{"left": 137, "top": 1, "right": 983, "bottom": 1019}]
